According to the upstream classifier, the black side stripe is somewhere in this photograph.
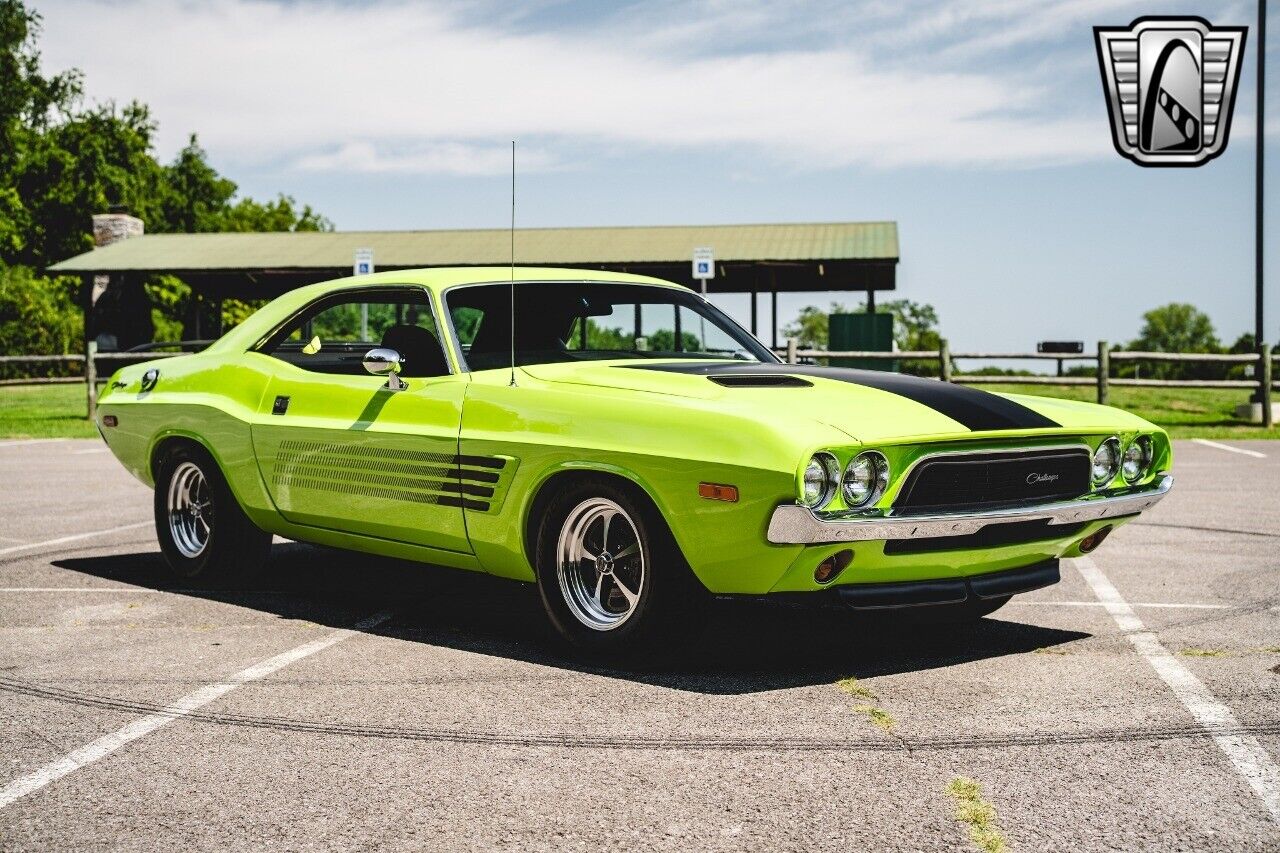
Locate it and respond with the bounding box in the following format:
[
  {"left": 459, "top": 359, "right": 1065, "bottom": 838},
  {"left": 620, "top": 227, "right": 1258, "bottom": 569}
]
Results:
[{"left": 621, "top": 363, "right": 1059, "bottom": 432}]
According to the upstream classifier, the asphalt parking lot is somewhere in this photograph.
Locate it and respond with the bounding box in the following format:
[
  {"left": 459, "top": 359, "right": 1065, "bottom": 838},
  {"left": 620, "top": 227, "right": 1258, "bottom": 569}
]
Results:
[{"left": 0, "top": 437, "right": 1277, "bottom": 850}]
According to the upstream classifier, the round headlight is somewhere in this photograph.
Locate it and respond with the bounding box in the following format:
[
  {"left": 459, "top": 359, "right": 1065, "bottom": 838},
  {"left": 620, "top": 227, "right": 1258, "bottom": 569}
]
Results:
[
  {"left": 1092, "top": 437, "right": 1121, "bottom": 486},
  {"left": 802, "top": 453, "right": 839, "bottom": 509},
  {"left": 1122, "top": 436, "right": 1152, "bottom": 483},
  {"left": 842, "top": 451, "right": 890, "bottom": 508}
]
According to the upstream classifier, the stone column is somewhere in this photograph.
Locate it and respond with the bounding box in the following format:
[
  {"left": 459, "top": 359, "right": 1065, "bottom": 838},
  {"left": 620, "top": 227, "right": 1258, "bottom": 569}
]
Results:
[{"left": 87, "top": 211, "right": 145, "bottom": 352}]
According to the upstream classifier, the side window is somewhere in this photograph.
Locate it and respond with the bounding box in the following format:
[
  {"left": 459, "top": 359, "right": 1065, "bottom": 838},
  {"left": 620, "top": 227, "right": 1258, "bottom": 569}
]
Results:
[
  {"left": 264, "top": 290, "right": 450, "bottom": 378},
  {"left": 450, "top": 306, "right": 485, "bottom": 351}
]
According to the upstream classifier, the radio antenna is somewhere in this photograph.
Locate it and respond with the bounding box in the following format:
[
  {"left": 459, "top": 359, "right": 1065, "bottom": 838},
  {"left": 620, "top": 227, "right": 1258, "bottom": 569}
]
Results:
[{"left": 508, "top": 139, "right": 517, "bottom": 387}]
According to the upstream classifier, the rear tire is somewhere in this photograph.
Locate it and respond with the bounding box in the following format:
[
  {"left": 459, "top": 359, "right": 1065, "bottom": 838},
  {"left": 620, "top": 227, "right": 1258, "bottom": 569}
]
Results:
[
  {"left": 153, "top": 443, "right": 270, "bottom": 585},
  {"left": 534, "top": 478, "right": 706, "bottom": 658}
]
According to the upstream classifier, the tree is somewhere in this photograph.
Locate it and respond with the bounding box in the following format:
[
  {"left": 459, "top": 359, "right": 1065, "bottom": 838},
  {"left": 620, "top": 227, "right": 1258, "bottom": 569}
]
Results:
[
  {"left": 159, "top": 136, "right": 333, "bottom": 234},
  {"left": 0, "top": 265, "right": 82, "bottom": 377},
  {"left": 873, "top": 298, "right": 941, "bottom": 352},
  {"left": 780, "top": 302, "right": 854, "bottom": 349},
  {"left": 1125, "top": 303, "right": 1221, "bottom": 380},
  {"left": 0, "top": 0, "right": 335, "bottom": 356},
  {"left": 0, "top": 0, "right": 82, "bottom": 260},
  {"left": 14, "top": 101, "right": 168, "bottom": 268},
  {"left": 780, "top": 298, "right": 943, "bottom": 375},
  {"left": 1129, "top": 303, "right": 1220, "bottom": 353}
]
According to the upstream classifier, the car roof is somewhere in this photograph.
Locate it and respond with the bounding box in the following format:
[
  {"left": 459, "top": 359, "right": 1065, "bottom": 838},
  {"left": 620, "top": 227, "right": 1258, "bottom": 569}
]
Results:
[{"left": 308, "top": 266, "right": 684, "bottom": 294}]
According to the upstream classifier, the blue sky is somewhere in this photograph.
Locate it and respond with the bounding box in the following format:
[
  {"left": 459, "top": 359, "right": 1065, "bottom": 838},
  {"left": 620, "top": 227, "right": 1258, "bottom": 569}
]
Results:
[{"left": 36, "top": 0, "right": 1279, "bottom": 362}]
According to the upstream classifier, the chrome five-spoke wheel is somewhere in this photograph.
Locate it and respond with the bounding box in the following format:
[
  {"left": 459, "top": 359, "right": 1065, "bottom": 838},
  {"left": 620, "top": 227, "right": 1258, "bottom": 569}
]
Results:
[
  {"left": 166, "top": 460, "right": 213, "bottom": 558},
  {"left": 556, "top": 497, "right": 645, "bottom": 631}
]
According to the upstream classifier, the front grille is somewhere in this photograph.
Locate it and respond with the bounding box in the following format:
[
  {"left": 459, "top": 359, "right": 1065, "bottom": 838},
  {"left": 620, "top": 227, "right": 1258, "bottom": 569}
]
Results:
[{"left": 894, "top": 449, "right": 1091, "bottom": 514}]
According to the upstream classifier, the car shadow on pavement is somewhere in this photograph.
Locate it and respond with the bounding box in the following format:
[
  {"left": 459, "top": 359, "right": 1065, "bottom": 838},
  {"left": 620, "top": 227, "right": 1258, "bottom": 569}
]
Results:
[{"left": 53, "top": 541, "right": 1089, "bottom": 695}]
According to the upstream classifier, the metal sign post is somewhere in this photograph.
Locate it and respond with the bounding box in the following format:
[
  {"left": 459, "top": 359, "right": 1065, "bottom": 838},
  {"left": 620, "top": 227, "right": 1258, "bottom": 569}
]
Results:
[
  {"left": 692, "top": 247, "right": 714, "bottom": 292},
  {"left": 353, "top": 248, "right": 374, "bottom": 341},
  {"left": 692, "top": 248, "right": 714, "bottom": 350}
]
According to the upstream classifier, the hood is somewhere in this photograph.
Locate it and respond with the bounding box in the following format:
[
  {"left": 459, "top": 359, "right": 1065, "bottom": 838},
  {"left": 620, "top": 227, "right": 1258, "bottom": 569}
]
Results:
[{"left": 520, "top": 360, "right": 1154, "bottom": 444}]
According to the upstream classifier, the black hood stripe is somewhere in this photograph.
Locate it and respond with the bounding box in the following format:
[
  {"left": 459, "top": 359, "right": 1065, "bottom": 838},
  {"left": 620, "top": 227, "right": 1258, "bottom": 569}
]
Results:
[{"left": 622, "top": 363, "right": 1059, "bottom": 432}]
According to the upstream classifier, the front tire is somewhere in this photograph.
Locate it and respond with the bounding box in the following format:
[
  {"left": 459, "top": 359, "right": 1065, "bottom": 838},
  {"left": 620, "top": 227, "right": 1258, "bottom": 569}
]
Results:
[
  {"left": 535, "top": 479, "right": 704, "bottom": 656},
  {"left": 153, "top": 443, "right": 270, "bottom": 584}
]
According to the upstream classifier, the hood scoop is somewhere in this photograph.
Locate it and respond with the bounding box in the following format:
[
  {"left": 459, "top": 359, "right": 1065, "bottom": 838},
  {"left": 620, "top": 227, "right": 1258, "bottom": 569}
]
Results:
[{"left": 707, "top": 374, "right": 812, "bottom": 388}]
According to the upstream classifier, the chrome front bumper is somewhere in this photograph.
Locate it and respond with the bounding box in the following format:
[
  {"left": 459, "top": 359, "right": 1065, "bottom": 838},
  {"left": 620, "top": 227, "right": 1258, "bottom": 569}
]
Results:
[{"left": 766, "top": 475, "right": 1173, "bottom": 545}]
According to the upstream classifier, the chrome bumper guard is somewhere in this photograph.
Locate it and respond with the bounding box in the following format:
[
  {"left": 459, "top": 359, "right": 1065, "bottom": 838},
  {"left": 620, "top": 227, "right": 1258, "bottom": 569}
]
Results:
[{"left": 766, "top": 475, "right": 1173, "bottom": 545}]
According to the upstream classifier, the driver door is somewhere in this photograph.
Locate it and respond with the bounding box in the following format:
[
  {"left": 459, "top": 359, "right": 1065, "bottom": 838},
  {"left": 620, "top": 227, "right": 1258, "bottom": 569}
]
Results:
[{"left": 248, "top": 286, "right": 471, "bottom": 554}]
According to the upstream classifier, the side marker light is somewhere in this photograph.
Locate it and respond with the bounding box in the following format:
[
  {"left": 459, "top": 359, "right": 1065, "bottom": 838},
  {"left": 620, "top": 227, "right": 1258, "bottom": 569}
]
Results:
[{"left": 698, "top": 482, "right": 739, "bottom": 502}]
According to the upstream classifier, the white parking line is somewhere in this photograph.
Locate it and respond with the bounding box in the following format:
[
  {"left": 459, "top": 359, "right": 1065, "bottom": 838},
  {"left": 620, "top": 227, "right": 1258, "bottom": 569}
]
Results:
[
  {"left": 0, "top": 609, "right": 391, "bottom": 809},
  {"left": 0, "top": 522, "right": 151, "bottom": 558},
  {"left": 1076, "top": 556, "right": 1280, "bottom": 824},
  {"left": 0, "top": 587, "right": 164, "bottom": 593},
  {"left": 1192, "top": 438, "right": 1268, "bottom": 459},
  {"left": 1008, "top": 600, "right": 1232, "bottom": 610},
  {"left": 0, "top": 439, "right": 69, "bottom": 448}
]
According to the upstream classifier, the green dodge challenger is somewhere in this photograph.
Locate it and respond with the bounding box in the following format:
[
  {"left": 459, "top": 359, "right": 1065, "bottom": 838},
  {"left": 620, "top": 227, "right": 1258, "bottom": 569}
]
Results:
[{"left": 96, "top": 267, "right": 1172, "bottom": 653}]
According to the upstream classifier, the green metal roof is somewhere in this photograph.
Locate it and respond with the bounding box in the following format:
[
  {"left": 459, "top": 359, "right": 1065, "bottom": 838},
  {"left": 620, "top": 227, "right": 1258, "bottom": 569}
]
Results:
[{"left": 49, "top": 221, "right": 898, "bottom": 273}]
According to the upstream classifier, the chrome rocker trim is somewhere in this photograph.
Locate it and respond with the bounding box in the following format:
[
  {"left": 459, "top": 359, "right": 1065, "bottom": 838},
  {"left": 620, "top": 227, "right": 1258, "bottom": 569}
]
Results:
[{"left": 766, "top": 474, "right": 1173, "bottom": 545}]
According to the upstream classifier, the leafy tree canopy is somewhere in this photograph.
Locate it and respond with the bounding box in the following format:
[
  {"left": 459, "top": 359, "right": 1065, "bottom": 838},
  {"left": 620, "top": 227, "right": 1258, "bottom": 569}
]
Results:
[
  {"left": 0, "top": 0, "right": 331, "bottom": 270},
  {"left": 0, "top": 0, "right": 332, "bottom": 356},
  {"left": 1128, "top": 303, "right": 1220, "bottom": 354},
  {"left": 780, "top": 298, "right": 940, "bottom": 353}
]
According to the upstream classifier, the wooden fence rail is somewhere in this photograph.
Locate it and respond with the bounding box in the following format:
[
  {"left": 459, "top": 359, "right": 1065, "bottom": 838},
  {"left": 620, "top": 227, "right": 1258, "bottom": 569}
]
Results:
[
  {"left": 773, "top": 339, "right": 1276, "bottom": 427},
  {"left": 0, "top": 340, "right": 1276, "bottom": 427}
]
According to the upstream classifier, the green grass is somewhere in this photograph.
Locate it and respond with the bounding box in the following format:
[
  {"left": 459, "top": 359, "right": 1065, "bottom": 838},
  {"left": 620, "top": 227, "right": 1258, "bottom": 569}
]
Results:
[
  {"left": 946, "top": 777, "right": 1008, "bottom": 853},
  {"left": 853, "top": 704, "right": 896, "bottom": 732},
  {"left": 0, "top": 384, "right": 99, "bottom": 439},
  {"left": 2, "top": 381, "right": 1277, "bottom": 441},
  {"left": 974, "top": 384, "right": 1280, "bottom": 440},
  {"left": 835, "top": 675, "right": 877, "bottom": 700}
]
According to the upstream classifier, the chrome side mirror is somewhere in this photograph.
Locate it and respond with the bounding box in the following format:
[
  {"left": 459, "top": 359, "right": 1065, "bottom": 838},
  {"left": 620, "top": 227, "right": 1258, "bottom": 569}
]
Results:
[{"left": 363, "top": 347, "right": 406, "bottom": 391}]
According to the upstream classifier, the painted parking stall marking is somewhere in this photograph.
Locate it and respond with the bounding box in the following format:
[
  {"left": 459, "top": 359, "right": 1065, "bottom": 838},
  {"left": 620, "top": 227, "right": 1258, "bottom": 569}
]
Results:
[
  {"left": 1007, "top": 600, "right": 1233, "bottom": 610},
  {"left": 1076, "top": 556, "right": 1280, "bottom": 824},
  {"left": 0, "top": 610, "right": 392, "bottom": 809},
  {"left": 0, "top": 521, "right": 151, "bottom": 558},
  {"left": 1191, "top": 438, "right": 1268, "bottom": 458}
]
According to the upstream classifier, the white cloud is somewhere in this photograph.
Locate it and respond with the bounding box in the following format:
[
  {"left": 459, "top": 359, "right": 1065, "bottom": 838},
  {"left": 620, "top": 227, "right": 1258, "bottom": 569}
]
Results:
[
  {"left": 294, "top": 140, "right": 556, "bottom": 175},
  {"left": 34, "top": 0, "right": 1176, "bottom": 174}
]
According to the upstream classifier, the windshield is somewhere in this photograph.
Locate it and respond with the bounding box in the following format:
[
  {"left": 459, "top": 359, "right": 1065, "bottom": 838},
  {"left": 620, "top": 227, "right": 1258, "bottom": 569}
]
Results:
[{"left": 445, "top": 281, "right": 776, "bottom": 371}]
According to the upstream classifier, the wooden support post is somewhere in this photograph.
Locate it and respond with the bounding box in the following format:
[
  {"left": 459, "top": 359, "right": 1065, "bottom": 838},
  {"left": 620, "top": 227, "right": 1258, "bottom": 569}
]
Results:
[
  {"left": 1261, "top": 344, "right": 1274, "bottom": 428},
  {"left": 85, "top": 339, "right": 97, "bottom": 422},
  {"left": 1097, "top": 341, "right": 1109, "bottom": 406},
  {"left": 940, "top": 339, "right": 952, "bottom": 383},
  {"left": 771, "top": 290, "right": 778, "bottom": 350},
  {"left": 786, "top": 338, "right": 797, "bottom": 365}
]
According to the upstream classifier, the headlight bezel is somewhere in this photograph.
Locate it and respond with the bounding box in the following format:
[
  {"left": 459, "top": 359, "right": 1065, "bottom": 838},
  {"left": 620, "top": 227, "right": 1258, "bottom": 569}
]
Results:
[
  {"left": 1121, "top": 435, "right": 1153, "bottom": 484},
  {"left": 842, "top": 450, "right": 890, "bottom": 509},
  {"left": 801, "top": 452, "right": 840, "bottom": 509},
  {"left": 1092, "top": 436, "right": 1122, "bottom": 487}
]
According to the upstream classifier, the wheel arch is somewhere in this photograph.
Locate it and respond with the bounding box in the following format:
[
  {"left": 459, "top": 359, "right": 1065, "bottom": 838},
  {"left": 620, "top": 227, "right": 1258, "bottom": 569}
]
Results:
[
  {"left": 521, "top": 462, "right": 681, "bottom": 576},
  {"left": 149, "top": 431, "right": 221, "bottom": 482}
]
